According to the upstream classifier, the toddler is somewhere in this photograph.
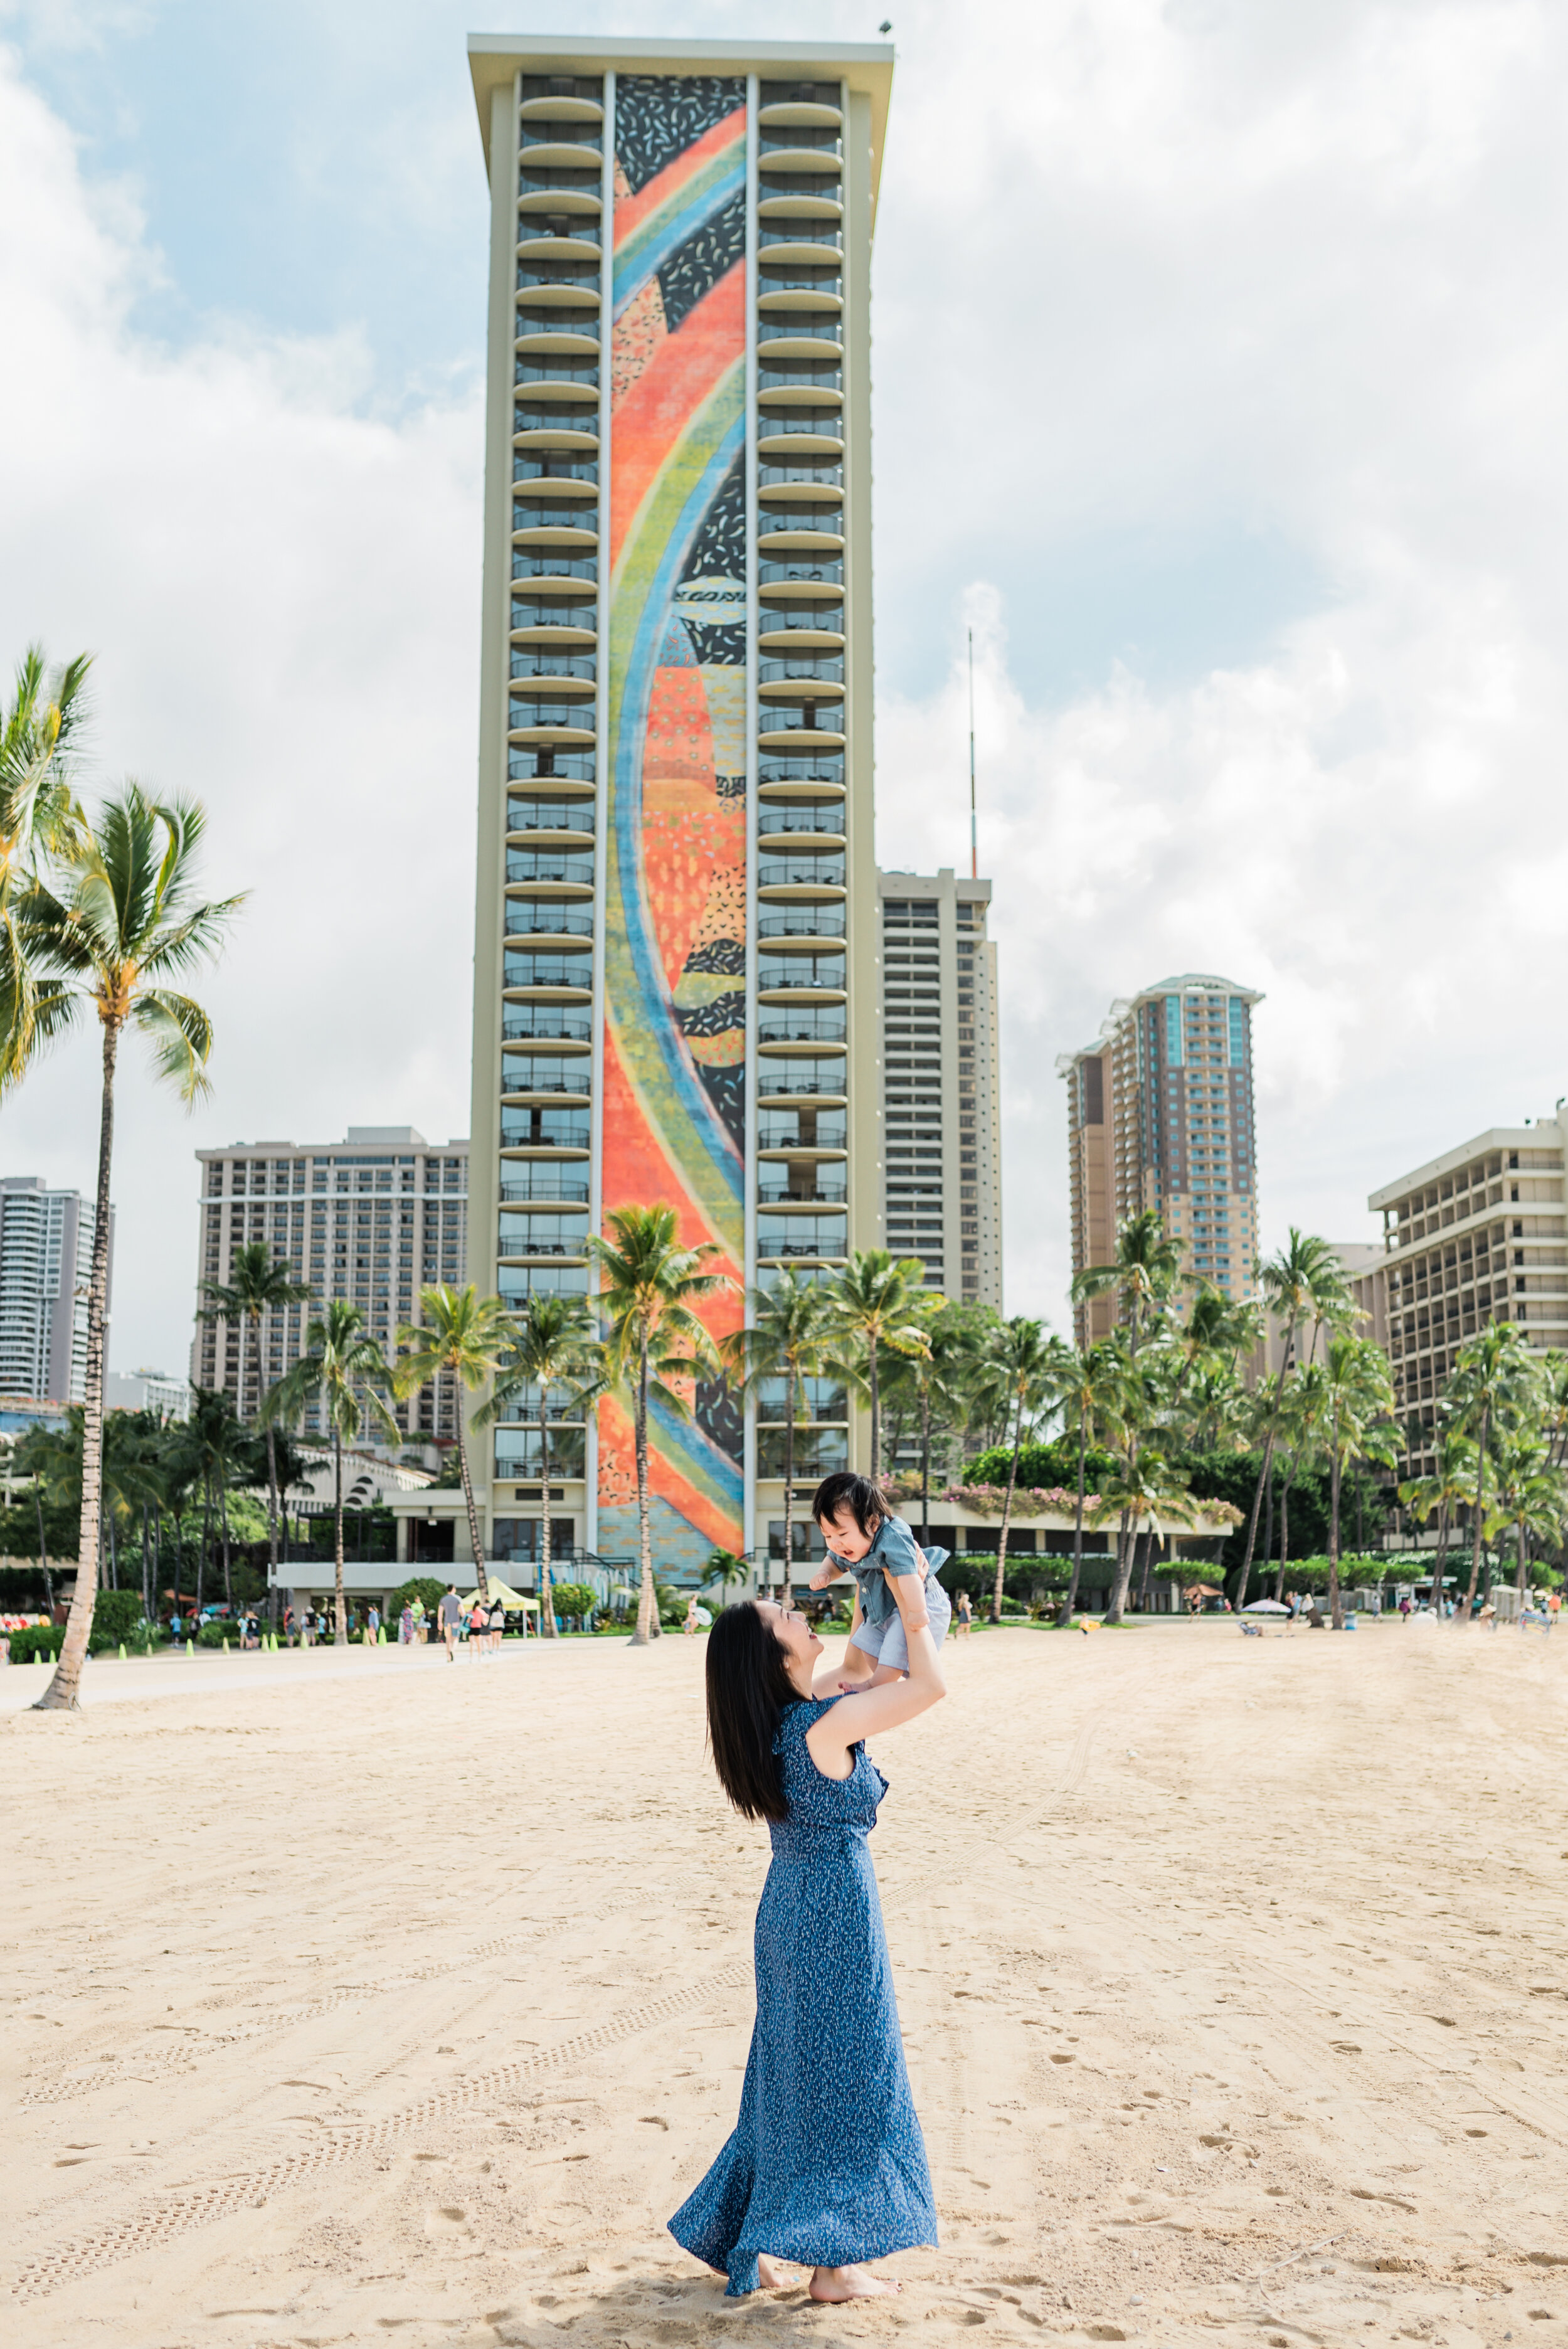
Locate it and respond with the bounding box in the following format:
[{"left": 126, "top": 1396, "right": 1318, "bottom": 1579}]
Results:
[{"left": 806, "top": 1470, "right": 951, "bottom": 1689}]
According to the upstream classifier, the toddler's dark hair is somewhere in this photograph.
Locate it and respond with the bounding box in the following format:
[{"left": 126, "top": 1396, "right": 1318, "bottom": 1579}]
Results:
[{"left": 810, "top": 1470, "right": 885, "bottom": 1539}]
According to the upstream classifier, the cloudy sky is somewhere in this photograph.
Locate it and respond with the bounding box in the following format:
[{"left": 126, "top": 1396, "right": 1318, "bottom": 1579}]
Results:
[{"left": 2, "top": 0, "right": 1565, "bottom": 1376}]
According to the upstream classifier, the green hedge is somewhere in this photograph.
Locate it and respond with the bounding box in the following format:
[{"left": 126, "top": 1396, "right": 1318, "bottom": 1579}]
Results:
[{"left": 9, "top": 1625, "right": 63, "bottom": 1662}]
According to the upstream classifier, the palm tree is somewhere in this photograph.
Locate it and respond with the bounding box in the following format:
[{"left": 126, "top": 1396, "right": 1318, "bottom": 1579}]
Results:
[
  {"left": 1485, "top": 1434, "right": 1568, "bottom": 1602},
  {"left": 394, "top": 1285, "right": 518, "bottom": 1603},
  {"left": 1270, "top": 1359, "right": 1327, "bottom": 1600},
  {"left": 1398, "top": 1423, "right": 1476, "bottom": 1616},
  {"left": 199, "top": 1242, "right": 312, "bottom": 1616},
  {"left": 825, "top": 1248, "right": 933, "bottom": 1480},
  {"left": 14, "top": 787, "right": 243, "bottom": 1710},
  {"left": 479, "top": 1293, "right": 602, "bottom": 1639},
  {"left": 968, "top": 1318, "right": 1066, "bottom": 1623},
  {"left": 1317, "top": 1334, "right": 1399, "bottom": 1628},
  {"left": 167, "top": 1386, "right": 253, "bottom": 1615},
  {"left": 1447, "top": 1320, "right": 1539, "bottom": 1621},
  {"left": 590, "top": 1206, "right": 733, "bottom": 1645},
  {"left": 1072, "top": 1209, "right": 1182, "bottom": 1358},
  {"left": 270, "top": 1302, "right": 398, "bottom": 1643},
  {"left": 723, "top": 1268, "right": 847, "bottom": 1599},
  {"left": 1054, "top": 1339, "right": 1123, "bottom": 1625},
  {"left": 1088, "top": 1447, "right": 1196, "bottom": 1606},
  {"left": 700, "top": 1548, "right": 747, "bottom": 1606},
  {"left": 1232, "top": 1230, "right": 1353, "bottom": 1615},
  {"left": 0, "top": 644, "right": 91, "bottom": 1095},
  {"left": 901, "top": 1307, "right": 978, "bottom": 1546}
]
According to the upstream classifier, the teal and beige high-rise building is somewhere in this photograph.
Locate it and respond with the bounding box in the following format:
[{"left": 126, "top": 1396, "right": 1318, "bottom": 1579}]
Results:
[
  {"left": 1059, "top": 973, "right": 1261, "bottom": 1342},
  {"left": 464, "top": 36, "right": 893, "bottom": 1569}
]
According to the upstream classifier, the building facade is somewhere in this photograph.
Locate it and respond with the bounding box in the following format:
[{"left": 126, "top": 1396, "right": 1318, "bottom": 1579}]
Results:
[
  {"left": 104, "top": 1365, "right": 191, "bottom": 1420},
  {"left": 0, "top": 1177, "right": 100, "bottom": 1404},
  {"left": 1360, "top": 1115, "right": 1568, "bottom": 1480},
  {"left": 1060, "top": 973, "right": 1261, "bottom": 1344},
  {"left": 879, "top": 871, "right": 1002, "bottom": 1307},
  {"left": 466, "top": 35, "right": 893, "bottom": 1574},
  {"left": 191, "top": 1130, "right": 468, "bottom": 1445}
]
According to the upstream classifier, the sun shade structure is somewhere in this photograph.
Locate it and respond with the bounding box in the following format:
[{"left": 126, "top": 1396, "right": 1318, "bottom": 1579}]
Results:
[{"left": 459, "top": 1581, "right": 538, "bottom": 1610}]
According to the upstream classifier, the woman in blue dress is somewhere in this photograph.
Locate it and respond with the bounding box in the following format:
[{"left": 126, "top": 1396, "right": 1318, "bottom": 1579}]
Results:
[{"left": 669, "top": 1590, "right": 945, "bottom": 2303}]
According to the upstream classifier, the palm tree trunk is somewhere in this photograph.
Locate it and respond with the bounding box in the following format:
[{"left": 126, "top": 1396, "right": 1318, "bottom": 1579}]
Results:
[
  {"left": 1235, "top": 1312, "right": 1299, "bottom": 1613},
  {"left": 33, "top": 1476, "right": 54, "bottom": 1618},
  {"left": 142, "top": 1500, "right": 151, "bottom": 1628},
  {"left": 1434, "top": 1500, "right": 1449, "bottom": 1610},
  {"left": 252, "top": 1310, "right": 282, "bottom": 1628},
  {"left": 868, "top": 1341, "right": 881, "bottom": 1483},
  {"left": 196, "top": 1473, "right": 211, "bottom": 1616},
  {"left": 919, "top": 1372, "right": 933, "bottom": 1549},
  {"left": 632, "top": 1334, "right": 655, "bottom": 1645},
  {"left": 538, "top": 1387, "right": 555, "bottom": 1638},
  {"left": 991, "top": 1395, "right": 1021, "bottom": 1623},
  {"left": 1462, "top": 1408, "right": 1490, "bottom": 1621},
  {"left": 37, "top": 1017, "right": 119, "bottom": 1709},
  {"left": 332, "top": 1429, "right": 347, "bottom": 1644},
  {"left": 1103, "top": 1505, "right": 1133, "bottom": 1623},
  {"left": 1276, "top": 1468, "right": 1293, "bottom": 1599},
  {"left": 219, "top": 1480, "right": 232, "bottom": 1611},
  {"left": 1059, "top": 1413, "right": 1088, "bottom": 1625},
  {"left": 1328, "top": 1431, "right": 1344, "bottom": 1629},
  {"left": 455, "top": 1408, "right": 489, "bottom": 1600}
]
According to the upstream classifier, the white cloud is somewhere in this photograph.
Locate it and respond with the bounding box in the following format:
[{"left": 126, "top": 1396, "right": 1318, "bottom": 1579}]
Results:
[{"left": 0, "top": 45, "right": 481, "bottom": 1377}]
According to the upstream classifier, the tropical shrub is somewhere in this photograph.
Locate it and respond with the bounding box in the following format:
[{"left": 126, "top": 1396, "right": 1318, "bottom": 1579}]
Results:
[{"left": 9, "top": 1625, "right": 65, "bottom": 1662}]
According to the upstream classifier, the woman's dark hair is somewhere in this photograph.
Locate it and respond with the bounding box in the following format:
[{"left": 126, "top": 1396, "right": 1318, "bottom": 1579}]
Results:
[
  {"left": 705, "top": 1601, "right": 798, "bottom": 1821},
  {"left": 811, "top": 1470, "right": 885, "bottom": 1539}
]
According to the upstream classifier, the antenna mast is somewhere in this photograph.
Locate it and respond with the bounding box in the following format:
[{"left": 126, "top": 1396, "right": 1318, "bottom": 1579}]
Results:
[{"left": 967, "top": 627, "right": 978, "bottom": 879}]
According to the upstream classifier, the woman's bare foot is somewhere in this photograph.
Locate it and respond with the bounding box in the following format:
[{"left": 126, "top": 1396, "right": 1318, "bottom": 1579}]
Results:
[
  {"left": 809, "top": 2264, "right": 901, "bottom": 2302},
  {"left": 756, "top": 2254, "right": 798, "bottom": 2291}
]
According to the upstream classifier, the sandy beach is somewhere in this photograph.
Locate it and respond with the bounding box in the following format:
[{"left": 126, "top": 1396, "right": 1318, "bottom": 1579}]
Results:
[{"left": 4, "top": 1618, "right": 1567, "bottom": 2349}]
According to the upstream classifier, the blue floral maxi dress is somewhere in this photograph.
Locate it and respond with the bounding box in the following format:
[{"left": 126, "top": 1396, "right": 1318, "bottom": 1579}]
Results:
[{"left": 668, "top": 1697, "right": 938, "bottom": 2295}]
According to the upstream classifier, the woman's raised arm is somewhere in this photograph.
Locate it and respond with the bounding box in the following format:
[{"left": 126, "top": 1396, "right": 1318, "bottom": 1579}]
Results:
[{"left": 805, "top": 1620, "right": 946, "bottom": 1778}]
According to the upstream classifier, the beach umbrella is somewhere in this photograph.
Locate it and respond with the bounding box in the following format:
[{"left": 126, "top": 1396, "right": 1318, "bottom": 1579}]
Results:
[{"left": 1242, "top": 1598, "right": 1290, "bottom": 1615}]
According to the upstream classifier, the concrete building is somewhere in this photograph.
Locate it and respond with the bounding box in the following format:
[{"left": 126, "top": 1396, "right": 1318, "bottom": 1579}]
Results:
[
  {"left": 104, "top": 1365, "right": 191, "bottom": 1420},
  {"left": 0, "top": 1177, "right": 101, "bottom": 1404},
  {"left": 1360, "top": 1113, "right": 1568, "bottom": 1480},
  {"left": 879, "top": 871, "right": 1002, "bottom": 1306},
  {"left": 1060, "top": 973, "right": 1261, "bottom": 1344},
  {"left": 191, "top": 1131, "right": 469, "bottom": 1446},
  {"left": 464, "top": 34, "right": 894, "bottom": 1578}
]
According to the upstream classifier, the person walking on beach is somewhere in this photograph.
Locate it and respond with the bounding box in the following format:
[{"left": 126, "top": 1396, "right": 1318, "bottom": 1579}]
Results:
[
  {"left": 669, "top": 1584, "right": 945, "bottom": 2301},
  {"left": 684, "top": 1593, "right": 702, "bottom": 1637},
  {"left": 487, "top": 1592, "right": 506, "bottom": 1655},
  {"left": 439, "top": 1584, "right": 461, "bottom": 1662},
  {"left": 955, "top": 1590, "right": 973, "bottom": 1638},
  {"left": 467, "top": 1595, "right": 487, "bottom": 1656}
]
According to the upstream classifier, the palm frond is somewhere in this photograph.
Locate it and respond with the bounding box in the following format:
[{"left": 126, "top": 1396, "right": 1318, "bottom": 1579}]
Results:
[{"left": 131, "top": 989, "right": 214, "bottom": 1101}]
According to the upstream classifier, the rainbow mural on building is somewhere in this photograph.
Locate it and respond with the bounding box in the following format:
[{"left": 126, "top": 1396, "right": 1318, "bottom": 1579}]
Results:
[{"left": 600, "top": 77, "right": 748, "bottom": 1562}]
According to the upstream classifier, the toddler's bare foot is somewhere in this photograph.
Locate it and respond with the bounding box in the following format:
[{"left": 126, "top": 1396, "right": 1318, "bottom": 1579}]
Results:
[
  {"left": 755, "top": 2254, "right": 797, "bottom": 2291},
  {"left": 809, "top": 2265, "right": 901, "bottom": 2302}
]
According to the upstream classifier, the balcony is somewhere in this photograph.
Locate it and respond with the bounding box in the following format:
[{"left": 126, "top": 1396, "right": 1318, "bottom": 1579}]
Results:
[
  {"left": 511, "top": 595, "right": 596, "bottom": 636},
  {"left": 758, "top": 516, "right": 844, "bottom": 551},
  {"left": 758, "top": 1111, "right": 847, "bottom": 1152},
  {"left": 758, "top": 460, "right": 842, "bottom": 489},
  {"left": 518, "top": 123, "right": 602, "bottom": 157},
  {"left": 756, "top": 1181, "right": 847, "bottom": 1206},
  {"left": 758, "top": 1430, "right": 849, "bottom": 1478},
  {"left": 758, "top": 965, "right": 847, "bottom": 999},
  {"left": 758, "top": 718, "right": 846, "bottom": 753},
  {"left": 756, "top": 323, "right": 843, "bottom": 361},
  {"left": 757, "top": 751, "right": 845, "bottom": 787},
  {"left": 516, "top": 304, "right": 599, "bottom": 341},
  {"left": 758, "top": 859, "right": 845, "bottom": 892},
  {"left": 501, "top": 1108, "right": 591, "bottom": 1152},
  {"left": 756, "top": 816, "right": 845, "bottom": 844},
  {"left": 496, "top": 1266, "right": 591, "bottom": 1310},
  {"left": 760, "top": 559, "right": 843, "bottom": 589},
  {"left": 508, "top": 747, "right": 596, "bottom": 784},
  {"left": 757, "top": 223, "right": 843, "bottom": 262},
  {"left": 494, "top": 1429, "right": 588, "bottom": 1478},
  {"left": 511, "top": 555, "right": 598, "bottom": 593},
  {"left": 514, "top": 450, "right": 598, "bottom": 487},
  {"left": 756, "top": 413, "right": 844, "bottom": 452},
  {"left": 500, "top": 1175, "right": 591, "bottom": 1204},
  {"left": 509, "top": 650, "right": 596, "bottom": 684},
  {"left": 757, "top": 1069, "right": 847, "bottom": 1101},
  {"left": 503, "top": 901, "right": 595, "bottom": 940},
  {"left": 757, "top": 1014, "right": 845, "bottom": 1044},
  {"left": 757, "top": 911, "right": 845, "bottom": 940},
  {"left": 497, "top": 1235, "right": 588, "bottom": 1258},
  {"left": 503, "top": 954, "right": 592, "bottom": 994},
  {"left": 507, "top": 700, "right": 595, "bottom": 740},
  {"left": 758, "top": 613, "right": 844, "bottom": 647},
  {"left": 513, "top": 405, "right": 599, "bottom": 444},
  {"left": 514, "top": 358, "right": 600, "bottom": 391},
  {"left": 517, "top": 259, "right": 600, "bottom": 294},
  {"left": 759, "top": 186, "right": 843, "bottom": 219},
  {"left": 517, "top": 168, "right": 601, "bottom": 206},
  {"left": 502, "top": 1012, "right": 593, "bottom": 1042},
  {"left": 758, "top": 266, "right": 843, "bottom": 299},
  {"left": 758, "top": 654, "right": 843, "bottom": 684},
  {"left": 501, "top": 1070, "right": 591, "bottom": 1101},
  {"left": 506, "top": 797, "right": 595, "bottom": 832},
  {"left": 519, "top": 83, "right": 603, "bottom": 120},
  {"left": 758, "top": 121, "right": 843, "bottom": 152},
  {"left": 759, "top": 364, "right": 842, "bottom": 395},
  {"left": 505, "top": 849, "right": 594, "bottom": 888},
  {"left": 512, "top": 509, "right": 598, "bottom": 544}
]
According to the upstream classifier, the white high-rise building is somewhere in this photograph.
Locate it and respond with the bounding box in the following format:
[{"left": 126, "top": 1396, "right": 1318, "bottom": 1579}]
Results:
[{"left": 0, "top": 1177, "right": 100, "bottom": 1404}]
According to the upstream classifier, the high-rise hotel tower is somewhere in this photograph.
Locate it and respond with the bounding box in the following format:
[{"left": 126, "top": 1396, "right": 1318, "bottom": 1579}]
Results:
[
  {"left": 1060, "top": 973, "right": 1261, "bottom": 1345},
  {"left": 465, "top": 37, "right": 893, "bottom": 1571}
]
